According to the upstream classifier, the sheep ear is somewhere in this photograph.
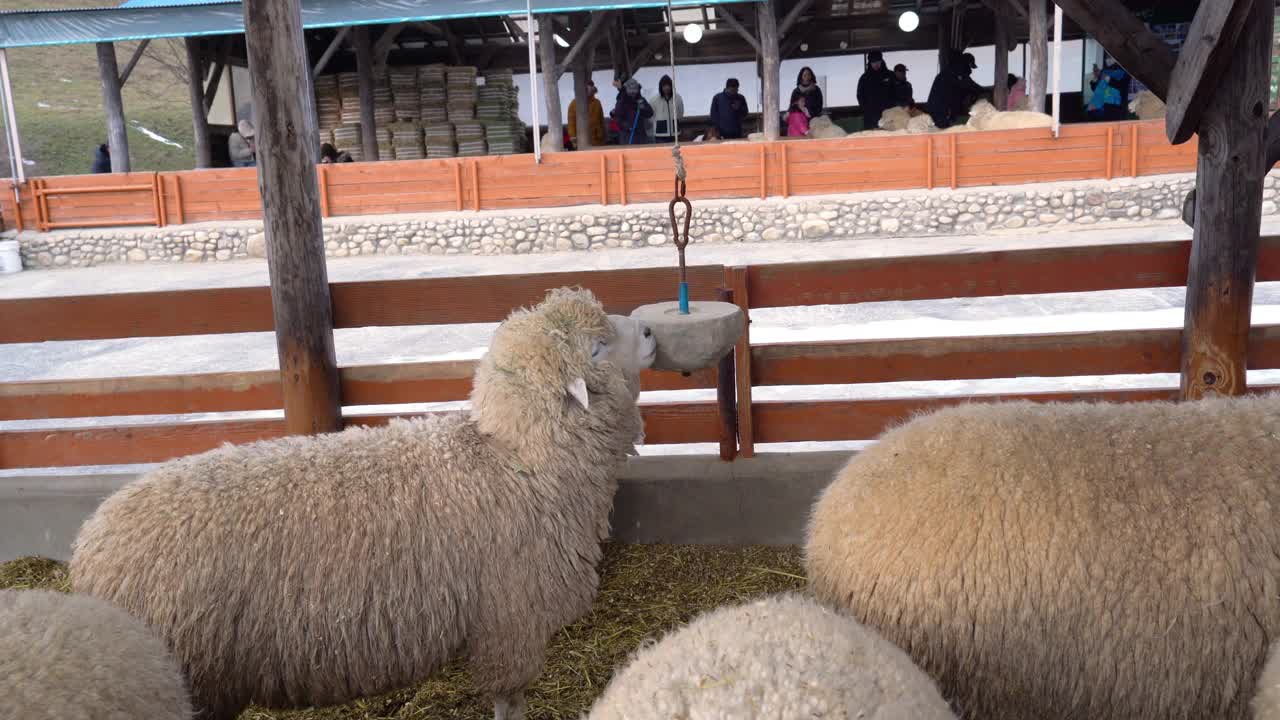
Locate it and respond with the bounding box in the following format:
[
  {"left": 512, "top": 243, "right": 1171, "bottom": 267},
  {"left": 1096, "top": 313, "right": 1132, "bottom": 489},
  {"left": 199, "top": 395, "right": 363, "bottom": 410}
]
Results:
[{"left": 567, "top": 377, "right": 589, "bottom": 409}]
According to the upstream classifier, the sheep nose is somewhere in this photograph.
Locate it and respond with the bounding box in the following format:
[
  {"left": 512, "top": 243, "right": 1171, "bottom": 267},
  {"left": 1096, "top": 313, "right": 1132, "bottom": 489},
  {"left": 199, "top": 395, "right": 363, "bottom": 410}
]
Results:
[{"left": 643, "top": 326, "right": 652, "bottom": 338}]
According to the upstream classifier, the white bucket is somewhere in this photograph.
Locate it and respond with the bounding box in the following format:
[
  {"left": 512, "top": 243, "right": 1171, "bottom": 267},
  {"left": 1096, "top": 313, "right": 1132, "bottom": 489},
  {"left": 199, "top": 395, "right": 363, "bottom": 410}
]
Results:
[{"left": 0, "top": 240, "right": 21, "bottom": 274}]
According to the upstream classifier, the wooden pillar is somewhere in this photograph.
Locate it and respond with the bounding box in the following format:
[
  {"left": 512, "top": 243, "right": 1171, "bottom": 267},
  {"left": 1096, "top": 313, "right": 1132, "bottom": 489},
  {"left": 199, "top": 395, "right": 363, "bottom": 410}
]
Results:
[
  {"left": 354, "top": 25, "right": 380, "bottom": 162},
  {"left": 757, "top": 0, "right": 781, "bottom": 140},
  {"left": 1180, "top": 0, "right": 1275, "bottom": 401},
  {"left": 607, "top": 14, "right": 628, "bottom": 81},
  {"left": 993, "top": 9, "right": 1010, "bottom": 110},
  {"left": 539, "top": 16, "right": 565, "bottom": 152},
  {"left": 95, "top": 42, "right": 130, "bottom": 173},
  {"left": 1027, "top": 0, "right": 1048, "bottom": 114},
  {"left": 184, "top": 37, "right": 212, "bottom": 169},
  {"left": 573, "top": 50, "right": 593, "bottom": 150},
  {"left": 242, "top": 0, "right": 344, "bottom": 434}
]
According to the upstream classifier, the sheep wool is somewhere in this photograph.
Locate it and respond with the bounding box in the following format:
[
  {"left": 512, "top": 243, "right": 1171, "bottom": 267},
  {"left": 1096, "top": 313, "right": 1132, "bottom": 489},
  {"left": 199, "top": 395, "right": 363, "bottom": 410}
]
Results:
[
  {"left": 1130, "top": 90, "right": 1166, "bottom": 120},
  {"left": 878, "top": 106, "right": 912, "bottom": 131},
  {"left": 0, "top": 589, "right": 193, "bottom": 720},
  {"left": 905, "top": 112, "right": 938, "bottom": 134},
  {"left": 805, "top": 395, "right": 1280, "bottom": 720},
  {"left": 70, "top": 287, "right": 647, "bottom": 720},
  {"left": 966, "top": 99, "right": 1053, "bottom": 131},
  {"left": 586, "top": 593, "right": 956, "bottom": 720},
  {"left": 809, "top": 115, "right": 848, "bottom": 139}
]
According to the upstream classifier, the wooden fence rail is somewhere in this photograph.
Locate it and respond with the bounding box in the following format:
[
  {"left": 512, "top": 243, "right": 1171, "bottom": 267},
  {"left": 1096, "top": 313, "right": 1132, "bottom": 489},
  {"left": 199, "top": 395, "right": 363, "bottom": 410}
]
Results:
[
  {"left": 1, "top": 120, "right": 1197, "bottom": 234},
  {"left": 6, "top": 234, "right": 1278, "bottom": 471}
]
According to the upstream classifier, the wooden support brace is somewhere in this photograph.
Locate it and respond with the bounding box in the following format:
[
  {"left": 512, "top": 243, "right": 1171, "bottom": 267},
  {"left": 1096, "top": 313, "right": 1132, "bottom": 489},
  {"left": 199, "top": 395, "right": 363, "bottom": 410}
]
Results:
[
  {"left": 1051, "top": 0, "right": 1175, "bottom": 100},
  {"left": 373, "top": 23, "right": 410, "bottom": 75},
  {"left": 555, "top": 11, "right": 612, "bottom": 81},
  {"left": 777, "top": 0, "right": 813, "bottom": 37},
  {"left": 1165, "top": 0, "right": 1257, "bottom": 144},
  {"left": 717, "top": 8, "right": 761, "bottom": 55},
  {"left": 312, "top": 27, "right": 350, "bottom": 79},
  {"left": 117, "top": 39, "right": 150, "bottom": 88}
]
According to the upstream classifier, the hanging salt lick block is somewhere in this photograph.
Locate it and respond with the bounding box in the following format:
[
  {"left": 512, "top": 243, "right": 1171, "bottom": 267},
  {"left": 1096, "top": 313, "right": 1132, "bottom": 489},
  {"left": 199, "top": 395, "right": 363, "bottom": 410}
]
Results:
[{"left": 630, "top": 300, "right": 743, "bottom": 372}]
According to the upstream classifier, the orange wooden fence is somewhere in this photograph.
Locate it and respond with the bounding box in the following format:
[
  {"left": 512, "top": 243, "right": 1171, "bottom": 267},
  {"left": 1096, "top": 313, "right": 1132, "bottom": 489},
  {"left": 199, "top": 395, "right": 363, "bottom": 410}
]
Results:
[
  {"left": 5, "top": 233, "right": 1280, "bottom": 470},
  {"left": 0, "top": 120, "right": 1197, "bottom": 234}
]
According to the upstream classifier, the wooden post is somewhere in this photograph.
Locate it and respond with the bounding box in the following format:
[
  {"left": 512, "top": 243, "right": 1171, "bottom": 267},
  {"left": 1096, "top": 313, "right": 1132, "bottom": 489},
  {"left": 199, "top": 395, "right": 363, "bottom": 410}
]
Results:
[
  {"left": 1027, "top": 0, "right": 1048, "bottom": 114},
  {"left": 1179, "top": 0, "right": 1274, "bottom": 401},
  {"left": 757, "top": 0, "right": 781, "bottom": 140},
  {"left": 993, "top": 9, "right": 1010, "bottom": 111},
  {"left": 539, "top": 16, "right": 565, "bottom": 152},
  {"left": 572, "top": 44, "right": 593, "bottom": 150},
  {"left": 354, "top": 25, "right": 380, "bottom": 162},
  {"left": 95, "top": 42, "right": 131, "bottom": 173},
  {"left": 716, "top": 286, "right": 739, "bottom": 462},
  {"left": 184, "top": 37, "right": 212, "bottom": 169},
  {"left": 242, "top": 0, "right": 344, "bottom": 435}
]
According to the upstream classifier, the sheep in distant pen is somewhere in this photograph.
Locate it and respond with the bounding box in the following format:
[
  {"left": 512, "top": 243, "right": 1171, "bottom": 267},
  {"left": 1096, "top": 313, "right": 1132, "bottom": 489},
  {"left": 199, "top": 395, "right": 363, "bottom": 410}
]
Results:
[
  {"left": 805, "top": 395, "right": 1280, "bottom": 720},
  {"left": 965, "top": 99, "right": 1053, "bottom": 131},
  {"left": 586, "top": 593, "right": 957, "bottom": 720},
  {"left": 70, "top": 287, "right": 656, "bottom": 720},
  {"left": 1, "top": 589, "right": 193, "bottom": 720}
]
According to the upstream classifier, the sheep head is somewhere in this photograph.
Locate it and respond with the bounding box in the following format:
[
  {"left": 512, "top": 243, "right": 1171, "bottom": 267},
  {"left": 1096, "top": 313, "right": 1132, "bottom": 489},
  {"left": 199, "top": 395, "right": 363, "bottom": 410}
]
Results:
[
  {"left": 470, "top": 287, "right": 646, "bottom": 464},
  {"left": 967, "top": 99, "right": 997, "bottom": 121}
]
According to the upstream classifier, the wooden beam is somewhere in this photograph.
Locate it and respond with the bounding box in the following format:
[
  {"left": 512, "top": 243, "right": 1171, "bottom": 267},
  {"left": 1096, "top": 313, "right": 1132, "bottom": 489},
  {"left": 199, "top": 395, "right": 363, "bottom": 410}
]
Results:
[
  {"left": 556, "top": 10, "right": 611, "bottom": 81},
  {"left": 627, "top": 35, "right": 667, "bottom": 76},
  {"left": 183, "top": 37, "right": 212, "bottom": 169},
  {"left": 539, "top": 15, "right": 565, "bottom": 152},
  {"left": 778, "top": 0, "right": 813, "bottom": 37},
  {"left": 117, "top": 39, "right": 150, "bottom": 88},
  {"left": 95, "top": 42, "right": 130, "bottom": 173},
  {"left": 1182, "top": 104, "right": 1280, "bottom": 228},
  {"left": 1052, "top": 0, "right": 1174, "bottom": 100},
  {"left": 353, "top": 25, "right": 380, "bottom": 162},
  {"left": 242, "top": 0, "right": 344, "bottom": 435},
  {"left": 373, "top": 22, "right": 409, "bottom": 74},
  {"left": 993, "top": 7, "right": 1010, "bottom": 109},
  {"left": 202, "top": 41, "right": 229, "bottom": 115},
  {"left": 1165, "top": 0, "right": 1256, "bottom": 144},
  {"left": 312, "top": 26, "right": 350, "bottom": 79},
  {"left": 1180, "top": 0, "right": 1274, "bottom": 401},
  {"left": 758, "top": 0, "right": 781, "bottom": 140},
  {"left": 1026, "top": 0, "right": 1047, "bottom": 112},
  {"left": 572, "top": 14, "right": 595, "bottom": 150},
  {"left": 717, "top": 7, "right": 761, "bottom": 54},
  {"left": 607, "top": 13, "right": 629, "bottom": 79}
]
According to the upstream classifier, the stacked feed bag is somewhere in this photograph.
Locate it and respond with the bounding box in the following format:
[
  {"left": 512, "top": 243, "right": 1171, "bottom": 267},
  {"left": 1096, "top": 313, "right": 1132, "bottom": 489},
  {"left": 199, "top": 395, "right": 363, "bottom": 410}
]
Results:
[
  {"left": 484, "top": 121, "right": 526, "bottom": 155},
  {"left": 338, "top": 72, "right": 361, "bottom": 124},
  {"left": 390, "top": 122, "right": 425, "bottom": 160},
  {"left": 425, "top": 123, "right": 457, "bottom": 159},
  {"left": 332, "top": 124, "right": 364, "bottom": 162},
  {"left": 376, "top": 125, "right": 395, "bottom": 160},
  {"left": 373, "top": 74, "right": 396, "bottom": 126},
  {"left": 419, "top": 64, "right": 449, "bottom": 126},
  {"left": 455, "top": 120, "right": 487, "bottom": 157},
  {"left": 314, "top": 74, "right": 343, "bottom": 132},
  {"left": 390, "top": 67, "right": 420, "bottom": 122},
  {"left": 446, "top": 66, "right": 479, "bottom": 122}
]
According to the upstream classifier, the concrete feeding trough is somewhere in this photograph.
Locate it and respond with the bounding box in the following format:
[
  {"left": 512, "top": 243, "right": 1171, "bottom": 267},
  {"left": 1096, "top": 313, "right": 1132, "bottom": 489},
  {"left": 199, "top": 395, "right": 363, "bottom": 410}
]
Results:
[{"left": 631, "top": 300, "right": 743, "bottom": 372}]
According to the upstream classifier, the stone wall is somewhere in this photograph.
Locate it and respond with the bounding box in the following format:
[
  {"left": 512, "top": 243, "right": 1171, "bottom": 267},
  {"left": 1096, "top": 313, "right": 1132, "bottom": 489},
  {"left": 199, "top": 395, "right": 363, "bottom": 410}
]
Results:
[{"left": 7, "top": 172, "right": 1276, "bottom": 270}]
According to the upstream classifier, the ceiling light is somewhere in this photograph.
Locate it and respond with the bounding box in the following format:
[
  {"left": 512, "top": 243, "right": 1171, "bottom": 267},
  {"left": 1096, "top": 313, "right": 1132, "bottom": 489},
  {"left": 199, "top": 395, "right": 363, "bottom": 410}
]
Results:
[
  {"left": 683, "top": 22, "right": 704, "bottom": 43},
  {"left": 898, "top": 10, "right": 920, "bottom": 32}
]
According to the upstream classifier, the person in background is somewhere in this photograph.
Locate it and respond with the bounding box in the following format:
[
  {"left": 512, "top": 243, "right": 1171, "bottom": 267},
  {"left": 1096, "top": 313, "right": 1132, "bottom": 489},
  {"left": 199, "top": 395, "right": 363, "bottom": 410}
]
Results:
[
  {"left": 228, "top": 119, "right": 256, "bottom": 167},
  {"left": 613, "top": 77, "right": 653, "bottom": 145},
  {"left": 709, "top": 78, "right": 749, "bottom": 140},
  {"left": 892, "top": 63, "right": 914, "bottom": 108},
  {"left": 786, "top": 89, "right": 810, "bottom": 137},
  {"left": 795, "top": 66, "right": 824, "bottom": 117},
  {"left": 1007, "top": 74, "right": 1027, "bottom": 111},
  {"left": 567, "top": 78, "right": 606, "bottom": 148},
  {"left": 956, "top": 52, "right": 984, "bottom": 110},
  {"left": 856, "top": 50, "right": 895, "bottom": 131},
  {"left": 648, "top": 74, "right": 685, "bottom": 144},
  {"left": 1087, "top": 58, "right": 1130, "bottom": 121},
  {"left": 927, "top": 50, "right": 966, "bottom": 129},
  {"left": 91, "top": 143, "right": 111, "bottom": 173},
  {"left": 319, "top": 143, "right": 352, "bottom": 163}
]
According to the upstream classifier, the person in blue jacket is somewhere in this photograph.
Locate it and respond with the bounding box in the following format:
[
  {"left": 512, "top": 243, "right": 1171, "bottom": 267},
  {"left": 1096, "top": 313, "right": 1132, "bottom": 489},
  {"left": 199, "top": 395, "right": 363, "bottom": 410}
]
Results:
[{"left": 709, "top": 78, "right": 749, "bottom": 140}]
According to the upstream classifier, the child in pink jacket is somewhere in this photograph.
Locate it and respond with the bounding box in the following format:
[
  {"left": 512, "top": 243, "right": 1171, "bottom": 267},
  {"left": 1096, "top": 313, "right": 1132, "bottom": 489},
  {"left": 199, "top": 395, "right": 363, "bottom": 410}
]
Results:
[{"left": 786, "top": 89, "right": 810, "bottom": 137}]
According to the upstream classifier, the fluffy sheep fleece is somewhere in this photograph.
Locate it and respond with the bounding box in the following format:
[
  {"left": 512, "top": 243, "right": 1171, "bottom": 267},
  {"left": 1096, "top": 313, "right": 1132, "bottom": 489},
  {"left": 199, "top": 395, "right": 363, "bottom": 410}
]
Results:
[
  {"left": 805, "top": 395, "right": 1280, "bottom": 720},
  {"left": 70, "top": 287, "right": 649, "bottom": 720},
  {"left": 1, "top": 589, "right": 193, "bottom": 720},
  {"left": 1256, "top": 640, "right": 1280, "bottom": 719},
  {"left": 966, "top": 99, "right": 1053, "bottom": 131},
  {"left": 1130, "top": 90, "right": 1166, "bottom": 120},
  {"left": 585, "top": 592, "right": 956, "bottom": 720}
]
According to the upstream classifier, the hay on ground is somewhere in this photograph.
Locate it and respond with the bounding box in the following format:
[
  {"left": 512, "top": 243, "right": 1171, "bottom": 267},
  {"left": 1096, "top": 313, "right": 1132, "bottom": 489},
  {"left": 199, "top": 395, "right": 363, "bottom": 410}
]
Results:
[{"left": 2, "top": 543, "right": 805, "bottom": 720}]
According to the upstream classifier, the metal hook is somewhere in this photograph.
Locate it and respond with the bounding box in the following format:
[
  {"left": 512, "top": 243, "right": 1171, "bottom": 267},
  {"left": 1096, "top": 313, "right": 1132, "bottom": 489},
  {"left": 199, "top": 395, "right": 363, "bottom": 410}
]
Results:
[{"left": 669, "top": 176, "right": 691, "bottom": 313}]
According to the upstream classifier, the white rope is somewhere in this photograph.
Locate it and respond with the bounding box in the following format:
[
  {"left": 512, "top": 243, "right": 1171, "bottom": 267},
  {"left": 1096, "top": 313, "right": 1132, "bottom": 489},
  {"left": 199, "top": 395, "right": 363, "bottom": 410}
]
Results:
[{"left": 664, "top": 0, "right": 686, "bottom": 182}]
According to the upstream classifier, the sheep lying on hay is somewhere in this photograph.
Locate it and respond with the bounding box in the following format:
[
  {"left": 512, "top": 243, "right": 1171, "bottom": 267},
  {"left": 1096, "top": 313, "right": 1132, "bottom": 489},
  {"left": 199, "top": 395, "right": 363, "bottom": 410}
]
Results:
[
  {"left": 804, "top": 395, "right": 1280, "bottom": 720},
  {"left": 1, "top": 589, "right": 193, "bottom": 720},
  {"left": 1130, "top": 90, "right": 1166, "bottom": 120},
  {"left": 966, "top": 99, "right": 1053, "bottom": 131},
  {"left": 878, "top": 106, "right": 912, "bottom": 131},
  {"left": 1256, "top": 640, "right": 1280, "bottom": 719},
  {"left": 586, "top": 593, "right": 956, "bottom": 719},
  {"left": 70, "top": 287, "right": 656, "bottom": 720},
  {"left": 808, "top": 115, "right": 847, "bottom": 139}
]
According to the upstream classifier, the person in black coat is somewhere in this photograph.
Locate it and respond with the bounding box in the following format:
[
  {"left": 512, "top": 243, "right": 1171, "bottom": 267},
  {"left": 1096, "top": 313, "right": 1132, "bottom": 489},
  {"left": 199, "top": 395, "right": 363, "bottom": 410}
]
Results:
[
  {"left": 91, "top": 144, "right": 111, "bottom": 174},
  {"left": 795, "top": 66, "right": 824, "bottom": 117},
  {"left": 927, "top": 51, "right": 968, "bottom": 129},
  {"left": 856, "top": 50, "right": 896, "bottom": 131},
  {"left": 892, "top": 63, "right": 914, "bottom": 108}
]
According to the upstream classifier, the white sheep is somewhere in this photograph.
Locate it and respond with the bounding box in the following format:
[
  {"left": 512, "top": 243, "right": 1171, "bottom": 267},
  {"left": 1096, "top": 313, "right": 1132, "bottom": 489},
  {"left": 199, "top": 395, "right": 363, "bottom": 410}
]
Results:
[
  {"left": 586, "top": 593, "right": 957, "bottom": 719},
  {"left": 0, "top": 589, "right": 194, "bottom": 720},
  {"left": 805, "top": 395, "right": 1280, "bottom": 720},
  {"left": 966, "top": 99, "right": 1053, "bottom": 131},
  {"left": 878, "top": 106, "right": 913, "bottom": 131},
  {"left": 70, "top": 287, "right": 655, "bottom": 720},
  {"left": 906, "top": 113, "right": 938, "bottom": 134},
  {"left": 808, "top": 115, "right": 847, "bottom": 139},
  {"left": 1129, "top": 90, "right": 1166, "bottom": 120}
]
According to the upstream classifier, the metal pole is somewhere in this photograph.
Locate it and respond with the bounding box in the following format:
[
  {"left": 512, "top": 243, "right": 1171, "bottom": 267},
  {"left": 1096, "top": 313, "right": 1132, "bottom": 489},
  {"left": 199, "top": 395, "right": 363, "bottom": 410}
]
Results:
[
  {"left": 0, "top": 49, "right": 26, "bottom": 184},
  {"left": 1051, "top": 3, "right": 1063, "bottom": 137},
  {"left": 526, "top": 5, "right": 543, "bottom": 163}
]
